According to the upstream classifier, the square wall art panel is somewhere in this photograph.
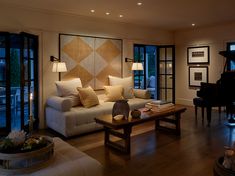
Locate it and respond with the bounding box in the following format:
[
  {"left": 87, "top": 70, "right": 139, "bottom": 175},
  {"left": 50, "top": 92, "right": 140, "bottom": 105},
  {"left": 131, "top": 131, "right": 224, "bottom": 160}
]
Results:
[{"left": 60, "top": 34, "right": 122, "bottom": 90}]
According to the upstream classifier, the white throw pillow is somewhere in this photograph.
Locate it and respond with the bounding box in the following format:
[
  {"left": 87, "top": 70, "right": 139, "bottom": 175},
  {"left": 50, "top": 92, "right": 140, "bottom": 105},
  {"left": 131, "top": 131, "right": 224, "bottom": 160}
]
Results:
[
  {"left": 108, "top": 75, "right": 134, "bottom": 99},
  {"left": 55, "top": 78, "right": 82, "bottom": 106}
]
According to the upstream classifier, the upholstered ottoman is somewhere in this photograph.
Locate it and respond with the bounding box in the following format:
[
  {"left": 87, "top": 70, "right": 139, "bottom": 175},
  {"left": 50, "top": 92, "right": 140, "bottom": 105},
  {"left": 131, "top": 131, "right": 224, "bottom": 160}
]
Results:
[{"left": 25, "top": 137, "right": 103, "bottom": 176}]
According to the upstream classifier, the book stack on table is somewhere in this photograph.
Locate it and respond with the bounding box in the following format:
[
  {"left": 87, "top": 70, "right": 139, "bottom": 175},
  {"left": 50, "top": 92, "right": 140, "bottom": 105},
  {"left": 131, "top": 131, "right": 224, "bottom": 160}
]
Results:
[{"left": 145, "top": 100, "right": 175, "bottom": 112}]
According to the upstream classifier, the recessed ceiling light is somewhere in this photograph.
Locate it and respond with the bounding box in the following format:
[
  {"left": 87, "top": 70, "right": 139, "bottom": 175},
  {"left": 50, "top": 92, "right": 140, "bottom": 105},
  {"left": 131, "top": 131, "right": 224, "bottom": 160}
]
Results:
[
  {"left": 90, "top": 9, "right": 95, "bottom": 13},
  {"left": 192, "top": 23, "right": 196, "bottom": 26},
  {"left": 137, "top": 2, "right": 142, "bottom": 6},
  {"left": 119, "top": 15, "right": 123, "bottom": 18},
  {"left": 106, "top": 12, "right": 110, "bottom": 15}
]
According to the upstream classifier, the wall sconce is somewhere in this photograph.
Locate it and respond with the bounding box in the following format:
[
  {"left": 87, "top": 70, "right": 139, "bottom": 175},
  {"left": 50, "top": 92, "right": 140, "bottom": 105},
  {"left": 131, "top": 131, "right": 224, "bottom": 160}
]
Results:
[
  {"left": 50, "top": 56, "right": 67, "bottom": 81},
  {"left": 125, "top": 57, "right": 133, "bottom": 62},
  {"left": 125, "top": 57, "right": 143, "bottom": 71}
]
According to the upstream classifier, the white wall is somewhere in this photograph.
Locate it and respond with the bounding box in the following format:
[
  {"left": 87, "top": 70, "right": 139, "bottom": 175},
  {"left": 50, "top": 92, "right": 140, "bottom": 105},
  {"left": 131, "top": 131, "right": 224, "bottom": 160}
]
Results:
[
  {"left": 0, "top": 2, "right": 173, "bottom": 128},
  {"left": 174, "top": 22, "right": 235, "bottom": 106}
]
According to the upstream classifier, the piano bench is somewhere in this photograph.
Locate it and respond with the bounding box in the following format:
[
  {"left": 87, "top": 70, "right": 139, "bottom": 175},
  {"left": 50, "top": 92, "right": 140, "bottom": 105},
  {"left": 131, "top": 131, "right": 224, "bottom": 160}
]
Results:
[
  {"left": 193, "top": 97, "right": 222, "bottom": 121},
  {"left": 193, "top": 98, "right": 206, "bottom": 120}
]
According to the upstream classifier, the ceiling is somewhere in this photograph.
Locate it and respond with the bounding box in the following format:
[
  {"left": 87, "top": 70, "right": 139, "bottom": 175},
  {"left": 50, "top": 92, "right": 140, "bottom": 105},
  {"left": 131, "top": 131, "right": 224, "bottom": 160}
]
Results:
[{"left": 2, "top": 0, "right": 235, "bottom": 31}]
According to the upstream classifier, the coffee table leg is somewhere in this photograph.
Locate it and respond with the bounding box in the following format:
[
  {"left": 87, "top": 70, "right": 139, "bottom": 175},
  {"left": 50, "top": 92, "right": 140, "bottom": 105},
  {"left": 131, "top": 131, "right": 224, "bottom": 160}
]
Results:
[
  {"left": 104, "top": 126, "right": 110, "bottom": 146},
  {"left": 175, "top": 113, "right": 181, "bottom": 135},
  {"left": 103, "top": 126, "right": 132, "bottom": 154},
  {"left": 124, "top": 127, "right": 131, "bottom": 154},
  {"left": 155, "top": 112, "right": 182, "bottom": 135}
]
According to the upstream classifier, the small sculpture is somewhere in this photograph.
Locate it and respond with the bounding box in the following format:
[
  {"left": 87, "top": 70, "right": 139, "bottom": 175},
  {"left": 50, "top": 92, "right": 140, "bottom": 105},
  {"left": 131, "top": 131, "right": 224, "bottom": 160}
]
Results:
[
  {"left": 112, "top": 100, "right": 130, "bottom": 120},
  {"left": 131, "top": 109, "right": 141, "bottom": 118}
]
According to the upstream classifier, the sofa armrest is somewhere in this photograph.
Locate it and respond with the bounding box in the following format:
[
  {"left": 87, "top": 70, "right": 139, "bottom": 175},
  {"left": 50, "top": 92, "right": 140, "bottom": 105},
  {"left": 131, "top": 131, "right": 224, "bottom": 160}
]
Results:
[
  {"left": 47, "top": 96, "right": 72, "bottom": 112},
  {"left": 133, "top": 89, "right": 151, "bottom": 99}
]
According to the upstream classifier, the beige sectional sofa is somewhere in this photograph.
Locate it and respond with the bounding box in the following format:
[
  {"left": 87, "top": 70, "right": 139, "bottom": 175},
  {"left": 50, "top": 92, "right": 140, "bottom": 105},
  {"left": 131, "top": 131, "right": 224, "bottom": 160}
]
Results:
[
  {"left": 46, "top": 93, "right": 152, "bottom": 137},
  {"left": 45, "top": 77, "right": 153, "bottom": 137}
]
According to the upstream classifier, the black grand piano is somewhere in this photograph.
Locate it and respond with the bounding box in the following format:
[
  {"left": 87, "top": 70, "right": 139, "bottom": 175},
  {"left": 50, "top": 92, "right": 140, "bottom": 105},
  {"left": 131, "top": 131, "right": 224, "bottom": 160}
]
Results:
[{"left": 196, "top": 50, "right": 235, "bottom": 126}]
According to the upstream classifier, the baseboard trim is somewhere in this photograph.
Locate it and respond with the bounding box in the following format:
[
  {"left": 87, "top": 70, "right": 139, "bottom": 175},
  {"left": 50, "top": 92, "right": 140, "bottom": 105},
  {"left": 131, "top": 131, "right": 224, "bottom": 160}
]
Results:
[{"left": 176, "top": 98, "right": 193, "bottom": 106}]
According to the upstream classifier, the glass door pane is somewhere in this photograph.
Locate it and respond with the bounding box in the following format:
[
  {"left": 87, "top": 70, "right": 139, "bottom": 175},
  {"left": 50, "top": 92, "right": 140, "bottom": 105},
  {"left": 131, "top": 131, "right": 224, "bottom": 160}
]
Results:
[
  {"left": 229, "top": 43, "right": 235, "bottom": 71},
  {"left": 0, "top": 35, "right": 8, "bottom": 132},
  {"left": 158, "top": 46, "right": 175, "bottom": 103},
  {"left": 21, "top": 33, "right": 38, "bottom": 130},
  {"left": 133, "top": 45, "right": 145, "bottom": 89},
  {"left": 146, "top": 46, "right": 157, "bottom": 99},
  {"left": 134, "top": 44, "right": 157, "bottom": 99}
]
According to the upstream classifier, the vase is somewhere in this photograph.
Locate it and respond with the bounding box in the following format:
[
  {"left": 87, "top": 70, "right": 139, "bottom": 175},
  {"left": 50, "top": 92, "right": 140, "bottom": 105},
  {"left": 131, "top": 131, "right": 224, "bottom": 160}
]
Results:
[{"left": 112, "top": 100, "right": 130, "bottom": 120}]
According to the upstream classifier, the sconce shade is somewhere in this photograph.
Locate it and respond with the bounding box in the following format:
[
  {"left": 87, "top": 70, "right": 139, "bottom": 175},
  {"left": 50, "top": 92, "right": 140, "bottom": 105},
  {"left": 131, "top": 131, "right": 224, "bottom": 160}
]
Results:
[
  {"left": 131, "top": 63, "right": 143, "bottom": 71},
  {"left": 52, "top": 62, "right": 67, "bottom": 72}
]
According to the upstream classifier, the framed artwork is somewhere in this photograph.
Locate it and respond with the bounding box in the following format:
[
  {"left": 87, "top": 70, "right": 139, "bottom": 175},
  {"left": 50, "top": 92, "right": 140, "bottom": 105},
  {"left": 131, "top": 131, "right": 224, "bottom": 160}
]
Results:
[
  {"left": 187, "top": 46, "right": 209, "bottom": 64},
  {"left": 189, "top": 66, "right": 208, "bottom": 87},
  {"left": 59, "top": 34, "right": 122, "bottom": 90}
]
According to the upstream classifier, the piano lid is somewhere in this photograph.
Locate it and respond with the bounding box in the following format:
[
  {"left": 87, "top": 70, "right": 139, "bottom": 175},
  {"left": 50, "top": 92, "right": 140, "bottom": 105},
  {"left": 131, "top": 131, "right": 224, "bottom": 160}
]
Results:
[{"left": 219, "top": 50, "right": 235, "bottom": 61}]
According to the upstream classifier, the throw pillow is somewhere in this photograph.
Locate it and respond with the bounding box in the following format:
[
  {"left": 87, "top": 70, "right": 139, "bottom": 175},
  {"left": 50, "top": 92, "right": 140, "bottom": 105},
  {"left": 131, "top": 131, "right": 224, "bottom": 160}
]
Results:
[
  {"left": 108, "top": 75, "right": 134, "bottom": 99},
  {"left": 133, "top": 89, "right": 151, "bottom": 99},
  {"left": 77, "top": 86, "right": 99, "bottom": 108},
  {"left": 104, "top": 85, "right": 124, "bottom": 102},
  {"left": 55, "top": 78, "right": 82, "bottom": 106}
]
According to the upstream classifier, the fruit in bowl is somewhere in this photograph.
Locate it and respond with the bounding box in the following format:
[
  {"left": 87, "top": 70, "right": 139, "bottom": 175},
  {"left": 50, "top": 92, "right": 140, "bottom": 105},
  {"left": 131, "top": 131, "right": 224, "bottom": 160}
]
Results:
[
  {"left": 7, "top": 130, "right": 26, "bottom": 146},
  {"left": 21, "top": 136, "right": 47, "bottom": 151}
]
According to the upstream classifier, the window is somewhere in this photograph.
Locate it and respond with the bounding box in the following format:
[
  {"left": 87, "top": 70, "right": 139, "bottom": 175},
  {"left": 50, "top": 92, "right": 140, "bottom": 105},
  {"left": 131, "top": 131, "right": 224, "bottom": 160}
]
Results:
[
  {"left": 133, "top": 44, "right": 175, "bottom": 102},
  {"left": 227, "top": 42, "right": 235, "bottom": 71},
  {"left": 134, "top": 45, "right": 157, "bottom": 98}
]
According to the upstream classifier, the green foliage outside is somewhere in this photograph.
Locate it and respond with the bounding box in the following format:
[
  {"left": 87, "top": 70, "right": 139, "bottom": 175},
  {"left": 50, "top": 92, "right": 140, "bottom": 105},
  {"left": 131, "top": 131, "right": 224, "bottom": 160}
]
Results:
[{"left": 10, "top": 49, "right": 20, "bottom": 87}]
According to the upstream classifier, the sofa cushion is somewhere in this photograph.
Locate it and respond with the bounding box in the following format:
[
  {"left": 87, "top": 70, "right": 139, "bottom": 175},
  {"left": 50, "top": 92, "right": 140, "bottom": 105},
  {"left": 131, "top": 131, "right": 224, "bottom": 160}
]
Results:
[
  {"left": 108, "top": 75, "right": 134, "bottom": 99},
  {"left": 77, "top": 86, "right": 99, "bottom": 108},
  {"left": 104, "top": 85, "right": 124, "bottom": 102},
  {"left": 55, "top": 78, "right": 82, "bottom": 107}
]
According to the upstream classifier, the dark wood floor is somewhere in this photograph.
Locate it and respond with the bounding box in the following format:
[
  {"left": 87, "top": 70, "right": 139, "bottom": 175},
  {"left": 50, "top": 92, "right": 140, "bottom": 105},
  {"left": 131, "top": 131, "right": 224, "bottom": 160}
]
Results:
[{"left": 40, "top": 105, "right": 234, "bottom": 176}]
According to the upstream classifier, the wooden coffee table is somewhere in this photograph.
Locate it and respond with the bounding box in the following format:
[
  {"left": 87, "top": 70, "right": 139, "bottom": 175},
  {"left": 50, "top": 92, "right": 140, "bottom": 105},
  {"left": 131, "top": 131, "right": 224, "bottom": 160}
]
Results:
[{"left": 95, "top": 105, "right": 187, "bottom": 154}]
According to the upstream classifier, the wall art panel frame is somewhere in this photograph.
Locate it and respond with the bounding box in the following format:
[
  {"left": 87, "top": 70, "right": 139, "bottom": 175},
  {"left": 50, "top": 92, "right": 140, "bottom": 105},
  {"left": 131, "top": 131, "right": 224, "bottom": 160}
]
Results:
[
  {"left": 59, "top": 33, "right": 122, "bottom": 90},
  {"left": 187, "top": 46, "right": 209, "bottom": 64}
]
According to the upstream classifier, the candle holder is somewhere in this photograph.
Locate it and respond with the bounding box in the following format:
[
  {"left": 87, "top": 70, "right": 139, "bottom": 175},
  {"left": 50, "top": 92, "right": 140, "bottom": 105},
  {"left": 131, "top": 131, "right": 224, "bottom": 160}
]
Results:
[{"left": 28, "top": 115, "right": 35, "bottom": 135}]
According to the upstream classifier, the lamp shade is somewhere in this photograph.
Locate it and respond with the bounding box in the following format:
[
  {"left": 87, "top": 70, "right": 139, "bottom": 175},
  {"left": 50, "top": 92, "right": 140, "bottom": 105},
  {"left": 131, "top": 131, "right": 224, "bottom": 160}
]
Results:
[
  {"left": 131, "top": 62, "right": 143, "bottom": 71},
  {"left": 52, "top": 62, "right": 67, "bottom": 72}
]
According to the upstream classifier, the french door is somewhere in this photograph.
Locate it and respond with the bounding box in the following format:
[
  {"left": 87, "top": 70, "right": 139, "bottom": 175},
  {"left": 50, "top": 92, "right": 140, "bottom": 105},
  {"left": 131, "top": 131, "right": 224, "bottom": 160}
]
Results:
[
  {"left": 0, "top": 32, "right": 38, "bottom": 135},
  {"left": 157, "top": 46, "right": 175, "bottom": 103},
  {"left": 133, "top": 44, "right": 175, "bottom": 102}
]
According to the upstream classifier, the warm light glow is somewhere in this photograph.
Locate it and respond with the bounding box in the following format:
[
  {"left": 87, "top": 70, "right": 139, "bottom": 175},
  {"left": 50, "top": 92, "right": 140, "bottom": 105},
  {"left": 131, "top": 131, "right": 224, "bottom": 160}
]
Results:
[
  {"left": 90, "top": 9, "right": 95, "bottom": 13},
  {"left": 119, "top": 14, "right": 123, "bottom": 18},
  {"left": 30, "top": 93, "right": 33, "bottom": 100},
  {"left": 192, "top": 23, "right": 195, "bottom": 26},
  {"left": 137, "top": 2, "right": 142, "bottom": 6},
  {"left": 52, "top": 62, "right": 67, "bottom": 72},
  {"left": 131, "top": 63, "right": 143, "bottom": 71},
  {"left": 106, "top": 12, "right": 110, "bottom": 15}
]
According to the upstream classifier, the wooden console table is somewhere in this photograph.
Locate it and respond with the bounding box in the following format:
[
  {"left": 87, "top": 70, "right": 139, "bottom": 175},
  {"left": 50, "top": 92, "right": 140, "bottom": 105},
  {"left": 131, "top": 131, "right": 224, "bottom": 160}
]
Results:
[{"left": 95, "top": 105, "right": 186, "bottom": 154}]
